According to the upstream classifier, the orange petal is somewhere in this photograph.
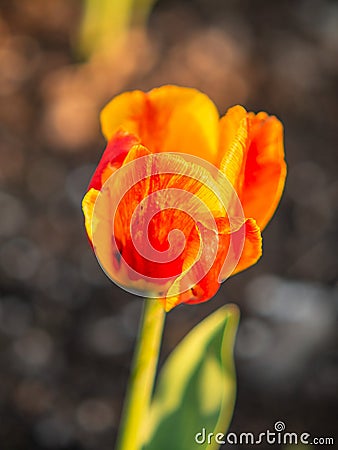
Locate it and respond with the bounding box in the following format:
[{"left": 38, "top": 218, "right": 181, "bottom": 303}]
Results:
[
  {"left": 164, "top": 219, "right": 226, "bottom": 311},
  {"left": 231, "top": 218, "right": 262, "bottom": 275},
  {"left": 165, "top": 216, "right": 262, "bottom": 310},
  {"left": 241, "top": 113, "right": 286, "bottom": 230},
  {"left": 219, "top": 108, "right": 286, "bottom": 230},
  {"left": 186, "top": 218, "right": 261, "bottom": 304},
  {"left": 100, "top": 85, "right": 220, "bottom": 164},
  {"left": 90, "top": 148, "right": 231, "bottom": 301},
  {"left": 88, "top": 130, "right": 140, "bottom": 191}
]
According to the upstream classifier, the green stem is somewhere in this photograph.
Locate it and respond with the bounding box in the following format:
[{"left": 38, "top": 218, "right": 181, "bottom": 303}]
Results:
[{"left": 115, "top": 298, "right": 166, "bottom": 450}]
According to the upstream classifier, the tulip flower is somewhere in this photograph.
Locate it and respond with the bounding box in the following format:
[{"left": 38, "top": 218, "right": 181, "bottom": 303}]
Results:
[
  {"left": 82, "top": 85, "right": 286, "bottom": 450},
  {"left": 82, "top": 85, "right": 286, "bottom": 311}
]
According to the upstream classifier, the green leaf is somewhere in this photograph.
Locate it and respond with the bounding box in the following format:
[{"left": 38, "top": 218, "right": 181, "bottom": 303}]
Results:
[{"left": 141, "top": 304, "right": 239, "bottom": 450}]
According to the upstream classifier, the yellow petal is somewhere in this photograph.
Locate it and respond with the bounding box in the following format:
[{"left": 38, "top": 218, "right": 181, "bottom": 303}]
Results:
[
  {"left": 218, "top": 105, "right": 248, "bottom": 187},
  {"left": 82, "top": 187, "right": 100, "bottom": 243}
]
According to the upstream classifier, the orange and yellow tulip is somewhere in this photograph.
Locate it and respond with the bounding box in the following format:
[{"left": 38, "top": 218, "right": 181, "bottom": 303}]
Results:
[{"left": 82, "top": 85, "right": 286, "bottom": 310}]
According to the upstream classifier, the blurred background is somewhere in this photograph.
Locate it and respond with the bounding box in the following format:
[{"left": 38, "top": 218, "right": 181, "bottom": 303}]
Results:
[{"left": 0, "top": 0, "right": 337, "bottom": 449}]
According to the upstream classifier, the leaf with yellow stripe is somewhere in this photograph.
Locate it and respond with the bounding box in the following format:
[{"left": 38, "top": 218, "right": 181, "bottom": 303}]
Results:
[{"left": 141, "top": 304, "right": 239, "bottom": 450}]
